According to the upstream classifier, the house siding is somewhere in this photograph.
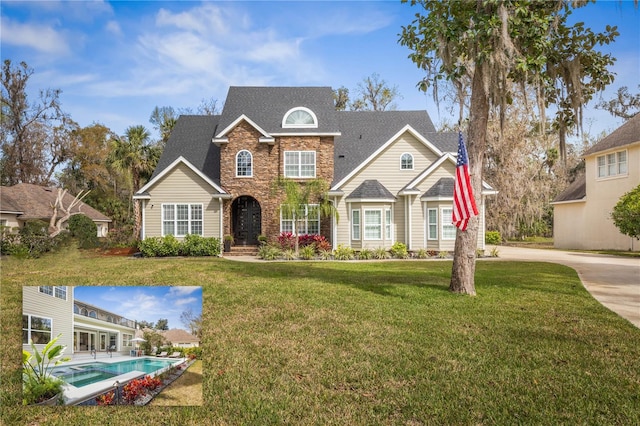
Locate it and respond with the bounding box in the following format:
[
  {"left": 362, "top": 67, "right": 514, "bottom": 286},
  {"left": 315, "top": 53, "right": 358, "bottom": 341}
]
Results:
[
  {"left": 22, "top": 286, "right": 74, "bottom": 353},
  {"left": 555, "top": 143, "right": 639, "bottom": 251},
  {"left": 142, "top": 163, "right": 222, "bottom": 239}
]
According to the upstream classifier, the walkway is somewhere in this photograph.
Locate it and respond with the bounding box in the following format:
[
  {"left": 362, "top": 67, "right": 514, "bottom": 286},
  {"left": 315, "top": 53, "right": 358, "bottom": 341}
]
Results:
[{"left": 496, "top": 246, "right": 640, "bottom": 328}]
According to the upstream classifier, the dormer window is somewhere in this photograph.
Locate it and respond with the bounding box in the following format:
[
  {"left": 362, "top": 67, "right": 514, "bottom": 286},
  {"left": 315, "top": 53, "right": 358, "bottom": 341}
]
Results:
[{"left": 283, "top": 107, "right": 318, "bottom": 128}]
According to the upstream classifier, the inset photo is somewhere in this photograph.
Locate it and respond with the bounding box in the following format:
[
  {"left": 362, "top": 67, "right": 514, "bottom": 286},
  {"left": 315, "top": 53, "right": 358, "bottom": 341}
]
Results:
[{"left": 22, "top": 285, "right": 202, "bottom": 406}]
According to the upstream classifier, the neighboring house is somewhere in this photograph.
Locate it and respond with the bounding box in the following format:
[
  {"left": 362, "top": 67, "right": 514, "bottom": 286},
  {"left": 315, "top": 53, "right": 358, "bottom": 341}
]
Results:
[
  {"left": 161, "top": 328, "right": 200, "bottom": 348},
  {"left": 0, "top": 183, "right": 111, "bottom": 237},
  {"left": 552, "top": 113, "right": 640, "bottom": 251},
  {"left": 134, "top": 86, "right": 496, "bottom": 252},
  {"left": 23, "top": 286, "right": 137, "bottom": 356}
]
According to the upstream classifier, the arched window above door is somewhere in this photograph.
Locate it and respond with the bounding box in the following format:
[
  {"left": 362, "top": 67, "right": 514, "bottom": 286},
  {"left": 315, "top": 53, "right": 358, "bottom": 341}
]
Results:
[{"left": 236, "top": 150, "right": 253, "bottom": 177}]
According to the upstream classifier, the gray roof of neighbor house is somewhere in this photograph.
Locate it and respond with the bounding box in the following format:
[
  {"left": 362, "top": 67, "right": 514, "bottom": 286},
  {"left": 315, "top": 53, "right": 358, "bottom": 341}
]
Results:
[
  {"left": 333, "top": 111, "right": 458, "bottom": 185},
  {"left": 346, "top": 180, "right": 396, "bottom": 200},
  {"left": 583, "top": 113, "right": 640, "bottom": 156},
  {"left": 216, "top": 86, "right": 340, "bottom": 137},
  {"left": 151, "top": 115, "right": 221, "bottom": 183},
  {"left": 162, "top": 328, "right": 200, "bottom": 344},
  {"left": 553, "top": 174, "right": 586, "bottom": 203},
  {"left": 0, "top": 183, "right": 111, "bottom": 222},
  {"left": 422, "top": 177, "right": 455, "bottom": 199}
]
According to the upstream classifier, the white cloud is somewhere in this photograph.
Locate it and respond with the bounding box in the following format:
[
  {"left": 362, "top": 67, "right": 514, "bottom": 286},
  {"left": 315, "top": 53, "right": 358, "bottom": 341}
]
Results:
[
  {"left": 0, "top": 17, "right": 70, "bottom": 55},
  {"left": 105, "top": 20, "right": 122, "bottom": 36},
  {"left": 168, "top": 286, "right": 201, "bottom": 297},
  {"left": 174, "top": 297, "right": 198, "bottom": 306}
]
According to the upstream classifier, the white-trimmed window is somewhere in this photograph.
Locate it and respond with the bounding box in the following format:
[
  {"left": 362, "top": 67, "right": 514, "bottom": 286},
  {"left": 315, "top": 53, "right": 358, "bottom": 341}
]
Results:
[
  {"left": 442, "top": 208, "right": 456, "bottom": 240},
  {"left": 385, "top": 209, "right": 392, "bottom": 240},
  {"left": 400, "top": 153, "right": 414, "bottom": 170},
  {"left": 364, "top": 210, "right": 382, "bottom": 240},
  {"left": 89, "top": 310, "right": 97, "bottom": 319},
  {"left": 39, "top": 286, "right": 67, "bottom": 301},
  {"left": 162, "top": 204, "right": 203, "bottom": 236},
  {"left": 236, "top": 150, "right": 253, "bottom": 177},
  {"left": 23, "top": 314, "right": 52, "bottom": 345},
  {"left": 284, "top": 151, "right": 316, "bottom": 178},
  {"left": 280, "top": 204, "right": 320, "bottom": 234},
  {"left": 427, "top": 208, "right": 438, "bottom": 240},
  {"left": 597, "top": 150, "right": 627, "bottom": 178},
  {"left": 283, "top": 107, "right": 318, "bottom": 128},
  {"left": 123, "top": 334, "right": 133, "bottom": 348},
  {"left": 352, "top": 210, "right": 361, "bottom": 240}
]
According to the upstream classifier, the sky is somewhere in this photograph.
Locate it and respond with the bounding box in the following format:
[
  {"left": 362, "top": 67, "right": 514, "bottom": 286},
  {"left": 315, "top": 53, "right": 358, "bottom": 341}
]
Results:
[
  {"left": 73, "top": 285, "right": 202, "bottom": 331},
  {"left": 1, "top": 0, "right": 639, "bottom": 144}
]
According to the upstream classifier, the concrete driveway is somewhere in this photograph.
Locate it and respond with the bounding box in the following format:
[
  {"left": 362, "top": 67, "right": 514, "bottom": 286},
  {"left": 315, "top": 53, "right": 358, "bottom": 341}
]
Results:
[{"left": 495, "top": 246, "right": 640, "bottom": 328}]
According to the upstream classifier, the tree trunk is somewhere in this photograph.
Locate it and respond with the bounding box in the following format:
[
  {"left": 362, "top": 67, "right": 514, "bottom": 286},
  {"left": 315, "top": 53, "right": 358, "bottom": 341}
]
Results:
[{"left": 449, "top": 64, "right": 490, "bottom": 295}]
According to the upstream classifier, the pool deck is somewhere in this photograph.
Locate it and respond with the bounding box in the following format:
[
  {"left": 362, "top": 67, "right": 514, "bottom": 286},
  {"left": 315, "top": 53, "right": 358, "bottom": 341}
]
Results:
[{"left": 57, "top": 355, "right": 186, "bottom": 405}]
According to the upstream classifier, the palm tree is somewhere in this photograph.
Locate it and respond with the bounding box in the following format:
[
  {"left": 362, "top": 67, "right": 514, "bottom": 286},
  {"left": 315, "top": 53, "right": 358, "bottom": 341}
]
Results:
[
  {"left": 107, "top": 125, "right": 160, "bottom": 239},
  {"left": 273, "top": 177, "right": 338, "bottom": 254}
]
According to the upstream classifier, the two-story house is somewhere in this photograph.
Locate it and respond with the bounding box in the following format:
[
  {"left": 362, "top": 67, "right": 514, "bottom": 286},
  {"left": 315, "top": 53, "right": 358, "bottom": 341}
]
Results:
[
  {"left": 552, "top": 113, "right": 640, "bottom": 251},
  {"left": 23, "top": 286, "right": 137, "bottom": 357},
  {"left": 134, "top": 86, "right": 495, "bottom": 252}
]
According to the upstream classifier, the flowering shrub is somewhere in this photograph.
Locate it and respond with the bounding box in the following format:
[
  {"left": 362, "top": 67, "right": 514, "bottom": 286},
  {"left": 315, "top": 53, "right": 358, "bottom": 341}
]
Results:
[
  {"left": 121, "top": 375, "right": 162, "bottom": 404},
  {"left": 277, "top": 233, "right": 330, "bottom": 253},
  {"left": 95, "top": 390, "right": 115, "bottom": 406},
  {"left": 277, "top": 232, "right": 296, "bottom": 250}
]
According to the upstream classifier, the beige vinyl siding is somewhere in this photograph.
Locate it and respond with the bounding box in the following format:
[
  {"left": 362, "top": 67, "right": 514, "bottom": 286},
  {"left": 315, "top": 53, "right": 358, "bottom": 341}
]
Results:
[
  {"left": 1, "top": 213, "right": 20, "bottom": 230},
  {"left": 143, "top": 163, "right": 222, "bottom": 239},
  {"left": 22, "top": 286, "right": 74, "bottom": 353}
]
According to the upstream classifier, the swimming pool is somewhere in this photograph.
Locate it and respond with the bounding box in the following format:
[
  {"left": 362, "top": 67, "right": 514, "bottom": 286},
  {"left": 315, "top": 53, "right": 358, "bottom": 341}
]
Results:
[{"left": 52, "top": 359, "right": 176, "bottom": 388}]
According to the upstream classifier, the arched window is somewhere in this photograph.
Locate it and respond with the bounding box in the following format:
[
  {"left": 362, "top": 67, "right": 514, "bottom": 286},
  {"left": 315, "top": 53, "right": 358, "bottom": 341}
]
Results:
[
  {"left": 282, "top": 107, "right": 318, "bottom": 128},
  {"left": 74, "top": 304, "right": 80, "bottom": 314},
  {"left": 80, "top": 308, "right": 88, "bottom": 316},
  {"left": 89, "top": 311, "right": 97, "bottom": 319},
  {"left": 400, "top": 153, "right": 413, "bottom": 170},
  {"left": 107, "top": 316, "right": 114, "bottom": 323},
  {"left": 236, "top": 150, "right": 253, "bottom": 177}
]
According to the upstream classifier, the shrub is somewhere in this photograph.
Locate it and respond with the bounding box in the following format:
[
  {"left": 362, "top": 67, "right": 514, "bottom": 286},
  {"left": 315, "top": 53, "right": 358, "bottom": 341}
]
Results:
[
  {"left": 182, "top": 234, "right": 220, "bottom": 256},
  {"left": 490, "top": 247, "right": 500, "bottom": 257},
  {"left": 277, "top": 232, "right": 296, "bottom": 250},
  {"left": 183, "top": 346, "right": 202, "bottom": 359},
  {"left": 390, "top": 242, "right": 409, "bottom": 259},
  {"left": 282, "top": 249, "right": 297, "bottom": 260},
  {"left": 257, "top": 244, "right": 281, "bottom": 260},
  {"left": 160, "top": 235, "right": 181, "bottom": 256},
  {"left": 318, "top": 249, "right": 333, "bottom": 260},
  {"left": 415, "top": 248, "right": 429, "bottom": 259},
  {"left": 139, "top": 237, "right": 163, "bottom": 257},
  {"left": 437, "top": 251, "right": 449, "bottom": 259},
  {"left": 333, "top": 244, "right": 355, "bottom": 260},
  {"left": 68, "top": 214, "right": 99, "bottom": 249},
  {"left": 358, "top": 248, "right": 373, "bottom": 260},
  {"left": 104, "top": 225, "right": 137, "bottom": 249},
  {"left": 373, "top": 247, "right": 389, "bottom": 260},
  {"left": 6, "top": 220, "right": 71, "bottom": 258},
  {"left": 485, "top": 230, "right": 502, "bottom": 245},
  {"left": 299, "top": 245, "right": 316, "bottom": 260}
]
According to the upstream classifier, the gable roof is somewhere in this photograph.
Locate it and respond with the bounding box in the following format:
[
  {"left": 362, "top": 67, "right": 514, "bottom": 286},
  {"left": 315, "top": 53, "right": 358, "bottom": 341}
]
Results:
[
  {"left": 552, "top": 174, "right": 586, "bottom": 203},
  {"left": 161, "top": 328, "right": 200, "bottom": 344},
  {"left": 346, "top": 180, "right": 396, "bottom": 201},
  {"left": 0, "top": 183, "right": 111, "bottom": 222},
  {"left": 583, "top": 113, "right": 640, "bottom": 156},
  {"left": 216, "top": 87, "right": 340, "bottom": 138},
  {"left": 333, "top": 111, "right": 457, "bottom": 186},
  {"left": 422, "top": 177, "right": 454, "bottom": 199},
  {"left": 151, "top": 115, "right": 221, "bottom": 183}
]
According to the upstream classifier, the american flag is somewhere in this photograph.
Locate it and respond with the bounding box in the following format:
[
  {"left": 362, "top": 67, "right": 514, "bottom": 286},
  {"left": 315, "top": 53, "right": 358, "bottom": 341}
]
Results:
[{"left": 452, "top": 131, "right": 478, "bottom": 231}]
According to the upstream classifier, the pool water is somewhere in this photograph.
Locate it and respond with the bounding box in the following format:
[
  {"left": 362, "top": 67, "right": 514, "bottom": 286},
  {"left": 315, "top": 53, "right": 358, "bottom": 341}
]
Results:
[{"left": 52, "top": 358, "right": 176, "bottom": 388}]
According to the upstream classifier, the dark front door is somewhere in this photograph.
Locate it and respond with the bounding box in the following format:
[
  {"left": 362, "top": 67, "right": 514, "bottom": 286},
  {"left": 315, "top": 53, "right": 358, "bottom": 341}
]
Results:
[{"left": 232, "top": 196, "right": 261, "bottom": 245}]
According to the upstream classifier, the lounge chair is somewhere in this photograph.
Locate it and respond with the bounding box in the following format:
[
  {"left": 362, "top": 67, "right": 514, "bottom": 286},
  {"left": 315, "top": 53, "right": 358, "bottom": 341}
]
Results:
[
  {"left": 156, "top": 351, "right": 168, "bottom": 357},
  {"left": 168, "top": 352, "right": 181, "bottom": 358}
]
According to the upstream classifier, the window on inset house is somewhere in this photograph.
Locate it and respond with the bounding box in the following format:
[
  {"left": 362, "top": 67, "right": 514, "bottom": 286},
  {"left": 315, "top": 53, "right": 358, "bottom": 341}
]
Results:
[
  {"left": 280, "top": 204, "right": 320, "bottom": 234},
  {"left": 428, "top": 208, "right": 438, "bottom": 240},
  {"left": 23, "top": 314, "right": 52, "bottom": 344},
  {"left": 236, "top": 150, "right": 253, "bottom": 177},
  {"left": 401, "top": 153, "right": 414, "bottom": 170}
]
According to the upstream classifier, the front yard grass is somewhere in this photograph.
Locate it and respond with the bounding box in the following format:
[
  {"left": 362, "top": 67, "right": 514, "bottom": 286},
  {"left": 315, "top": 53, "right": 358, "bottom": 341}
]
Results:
[
  {"left": 148, "top": 360, "right": 202, "bottom": 406},
  {"left": 2, "top": 248, "right": 639, "bottom": 425}
]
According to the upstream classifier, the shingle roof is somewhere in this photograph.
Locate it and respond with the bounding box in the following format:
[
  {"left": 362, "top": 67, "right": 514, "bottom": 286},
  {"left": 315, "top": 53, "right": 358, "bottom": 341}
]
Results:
[
  {"left": 216, "top": 86, "right": 340, "bottom": 136},
  {"left": 422, "top": 177, "right": 455, "bottom": 199},
  {"left": 333, "top": 111, "right": 457, "bottom": 185},
  {"left": 0, "top": 183, "right": 111, "bottom": 221},
  {"left": 583, "top": 113, "right": 640, "bottom": 156},
  {"left": 151, "top": 115, "right": 221, "bottom": 183},
  {"left": 553, "top": 174, "right": 586, "bottom": 203},
  {"left": 346, "top": 180, "right": 396, "bottom": 200},
  {"left": 162, "top": 328, "right": 199, "bottom": 344}
]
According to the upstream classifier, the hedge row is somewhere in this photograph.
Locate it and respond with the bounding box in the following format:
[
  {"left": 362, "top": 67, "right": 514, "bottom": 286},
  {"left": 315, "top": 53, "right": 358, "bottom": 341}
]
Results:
[{"left": 138, "top": 234, "right": 221, "bottom": 257}]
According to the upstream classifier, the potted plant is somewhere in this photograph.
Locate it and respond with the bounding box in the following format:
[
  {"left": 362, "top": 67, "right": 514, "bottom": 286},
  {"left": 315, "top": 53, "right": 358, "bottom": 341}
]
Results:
[
  {"left": 23, "top": 333, "right": 70, "bottom": 405},
  {"left": 223, "top": 235, "right": 234, "bottom": 252}
]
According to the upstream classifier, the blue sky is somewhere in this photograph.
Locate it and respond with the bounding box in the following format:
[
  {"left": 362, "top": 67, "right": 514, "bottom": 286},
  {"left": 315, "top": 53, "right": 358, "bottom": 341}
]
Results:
[
  {"left": 1, "top": 1, "right": 638, "bottom": 143},
  {"left": 73, "top": 286, "right": 202, "bottom": 331}
]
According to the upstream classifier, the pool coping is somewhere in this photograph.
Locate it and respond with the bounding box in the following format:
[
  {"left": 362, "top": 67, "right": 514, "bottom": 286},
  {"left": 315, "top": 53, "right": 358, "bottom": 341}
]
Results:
[{"left": 54, "top": 356, "right": 186, "bottom": 405}]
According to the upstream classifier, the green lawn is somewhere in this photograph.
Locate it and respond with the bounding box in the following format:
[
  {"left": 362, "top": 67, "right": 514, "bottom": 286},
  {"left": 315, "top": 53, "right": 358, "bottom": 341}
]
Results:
[{"left": 2, "top": 248, "right": 639, "bottom": 425}]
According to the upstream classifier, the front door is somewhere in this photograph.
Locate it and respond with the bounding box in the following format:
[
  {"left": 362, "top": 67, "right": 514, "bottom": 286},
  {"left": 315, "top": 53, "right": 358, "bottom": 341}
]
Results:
[
  {"left": 99, "top": 333, "right": 107, "bottom": 351},
  {"left": 232, "top": 196, "right": 261, "bottom": 245}
]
